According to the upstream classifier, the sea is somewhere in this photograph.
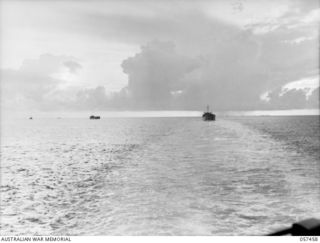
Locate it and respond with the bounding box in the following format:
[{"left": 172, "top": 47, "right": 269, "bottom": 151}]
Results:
[{"left": 1, "top": 115, "right": 319, "bottom": 235}]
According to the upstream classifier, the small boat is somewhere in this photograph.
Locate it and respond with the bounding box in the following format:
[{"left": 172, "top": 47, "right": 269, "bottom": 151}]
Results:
[
  {"left": 202, "top": 105, "right": 215, "bottom": 121},
  {"left": 90, "top": 115, "right": 100, "bottom": 120},
  {"left": 29, "top": 117, "right": 33, "bottom": 120}
]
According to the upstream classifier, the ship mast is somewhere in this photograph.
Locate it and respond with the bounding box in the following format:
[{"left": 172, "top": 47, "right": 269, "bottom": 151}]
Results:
[{"left": 206, "top": 105, "right": 209, "bottom": 112}]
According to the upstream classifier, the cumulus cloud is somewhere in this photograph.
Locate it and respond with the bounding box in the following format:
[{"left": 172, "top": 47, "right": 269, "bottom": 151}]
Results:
[
  {"left": 259, "top": 75, "right": 319, "bottom": 110},
  {"left": 307, "top": 87, "right": 320, "bottom": 107},
  {"left": 1, "top": 0, "right": 318, "bottom": 112},
  {"left": 280, "top": 76, "right": 319, "bottom": 97},
  {"left": 1, "top": 54, "right": 82, "bottom": 111},
  {"left": 263, "top": 87, "right": 319, "bottom": 109},
  {"left": 121, "top": 41, "right": 201, "bottom": 109},
  {"left": 3, "top": 32, "right": 318, "bottom": 112},
  {"left": 115, "top": 35, "right": 318, "bottom": 111},
  {"left": 64, "top": 61, "right": 82, "bottom": 73},
  {"left": 66, "top": 0, "right": 320, "bottom": 111},
  {"left": 73, "top": 35, "right": 317, "bottom": 111}
]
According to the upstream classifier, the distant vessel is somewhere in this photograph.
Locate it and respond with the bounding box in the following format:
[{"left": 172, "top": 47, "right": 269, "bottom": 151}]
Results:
[
  {"left": 29, "top": 117, "right": 33, "bottom": 120},
  {"left": 202, "top": 105, "right": 216, "bottom": 121},
  {"left": 90, "top": 115, "right": 100, "bottom": 120}
]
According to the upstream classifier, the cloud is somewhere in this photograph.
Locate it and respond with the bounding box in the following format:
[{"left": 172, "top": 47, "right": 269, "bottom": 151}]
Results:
[
  {"left": 61, "top": 0, "right": 320, "bottom": 111},
  {"left": 121, "top": 41, "right": 201, "bottom": 109},
  {"left": 73, "top": 86, "right": 110, "bottom": 110},
  {"left": 1, "top": 0, "right": 318, "bottom": 112},
  {"left": 3, "top": 32, "right": 318, "bottom": 112},
  {"left": 264, "top": 87, "right": 319, "bottom": 109},
  {"left": 64, "top": 61, "right": 82, "bottom": 73},
  {"left": 280, "top": 76, "right": 319, "bottom": 97},
  {"left": 1, "top": 54, "right": 82, "bottom": 111},
  {"left": 112, "top": 35, "right": 317, "bottom": 111},
  {"left": 307, "top": 87, "right": 320, "bottom": 107}
]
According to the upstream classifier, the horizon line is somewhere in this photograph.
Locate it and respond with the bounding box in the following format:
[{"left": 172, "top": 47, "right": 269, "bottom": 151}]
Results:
[{"left": 2, "top": 109, "right": 319, "bottom": 118}]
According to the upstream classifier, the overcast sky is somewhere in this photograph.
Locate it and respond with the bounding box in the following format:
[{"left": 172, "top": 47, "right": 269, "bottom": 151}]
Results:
[{"left": 0, "top": 0, "right": 319, "bottom": 113}]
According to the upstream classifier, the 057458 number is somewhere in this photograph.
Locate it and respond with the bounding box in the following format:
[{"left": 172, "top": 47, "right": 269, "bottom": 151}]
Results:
[{"left": 300, "top": 236, "right": 318, "bottom": 241}]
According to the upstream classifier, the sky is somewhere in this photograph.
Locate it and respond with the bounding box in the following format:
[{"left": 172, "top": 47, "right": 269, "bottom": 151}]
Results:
[{"left": 0, "top": 0, "right": 319, "bottom": 114}]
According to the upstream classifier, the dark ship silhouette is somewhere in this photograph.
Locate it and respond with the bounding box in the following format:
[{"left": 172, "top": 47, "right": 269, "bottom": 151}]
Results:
[
  {"left": 268, "top": 218, "right": 320, "bottom": 236},
  {"left": 202, "top": 105, "right": 215, "bottom": 121},
  {"left": 90, "top": 115, "right": 100, "bottom": 120}
]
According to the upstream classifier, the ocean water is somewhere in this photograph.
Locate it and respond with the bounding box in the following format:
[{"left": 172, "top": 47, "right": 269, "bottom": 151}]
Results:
[{"left": 0, "top": 116, "right": 319, "bottom": 235}]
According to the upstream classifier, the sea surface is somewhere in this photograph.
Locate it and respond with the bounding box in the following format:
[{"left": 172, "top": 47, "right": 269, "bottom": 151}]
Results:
[{"left": 1, "top": 116, "right": 319, "bottom": 235}]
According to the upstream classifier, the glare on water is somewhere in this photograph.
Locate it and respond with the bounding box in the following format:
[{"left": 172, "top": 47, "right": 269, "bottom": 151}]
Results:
[{"left": 1, "top": 117, "right": 319, "bottom": 235}]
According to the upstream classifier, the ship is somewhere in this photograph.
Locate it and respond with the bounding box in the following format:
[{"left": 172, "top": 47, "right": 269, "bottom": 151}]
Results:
[
  {"left": 202, "top": 105, "right": 216, "bottom": 121},
  {"left": 90, "top": 115, "right": 101, "bottom": 120}
]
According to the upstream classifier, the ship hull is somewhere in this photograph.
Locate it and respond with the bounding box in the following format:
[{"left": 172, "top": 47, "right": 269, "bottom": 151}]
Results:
[{"left": 202, "top": 112, "right": 215, "bottom": 121}]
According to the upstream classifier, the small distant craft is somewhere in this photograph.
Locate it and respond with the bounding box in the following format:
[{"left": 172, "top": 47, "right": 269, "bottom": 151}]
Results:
[
  {"left": 202, "top": 105, "right": 216, "bottom": 121},
  {"left": 90, "top": 115, "right": 101, "bottom": 120},
  {"left": 29, "top": 117, "right": 33, "bottom": 120}
]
